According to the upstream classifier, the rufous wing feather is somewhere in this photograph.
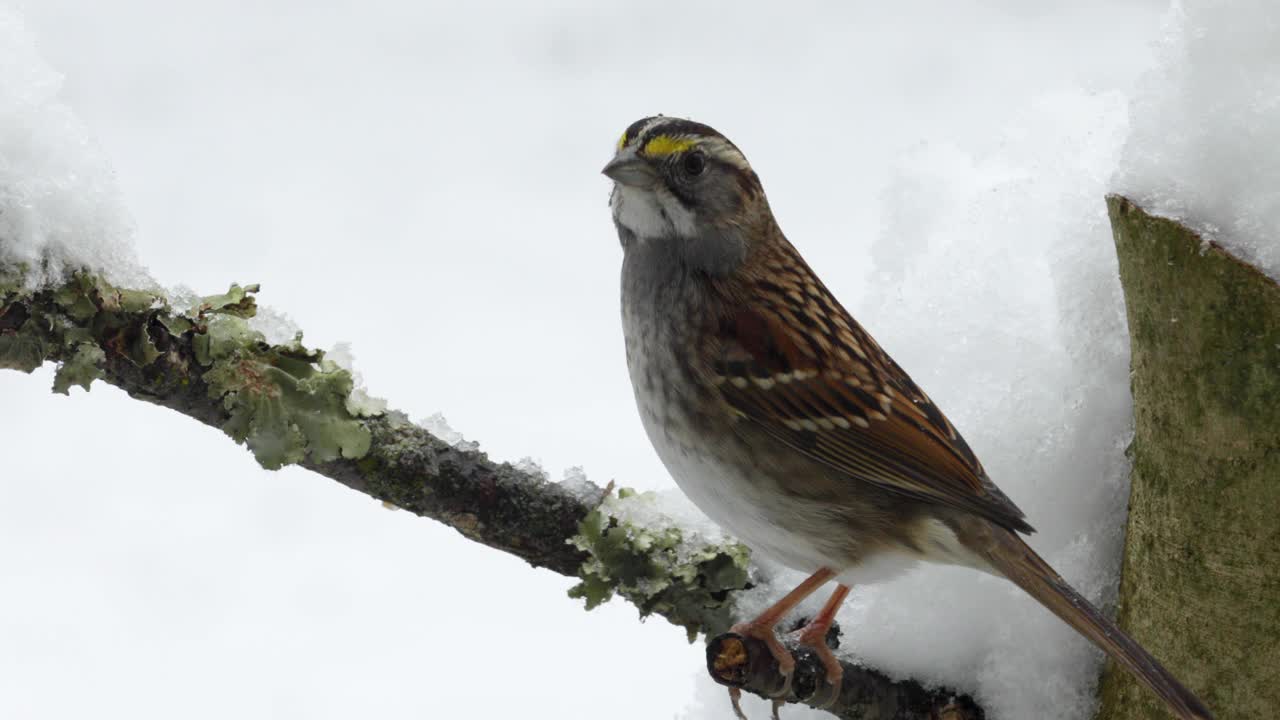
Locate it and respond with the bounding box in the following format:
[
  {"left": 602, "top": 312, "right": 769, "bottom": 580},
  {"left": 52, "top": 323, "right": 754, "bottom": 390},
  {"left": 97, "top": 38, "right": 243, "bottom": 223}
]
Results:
[{"left": 707, "top": 242, "right": 1032, "bottom": 532}]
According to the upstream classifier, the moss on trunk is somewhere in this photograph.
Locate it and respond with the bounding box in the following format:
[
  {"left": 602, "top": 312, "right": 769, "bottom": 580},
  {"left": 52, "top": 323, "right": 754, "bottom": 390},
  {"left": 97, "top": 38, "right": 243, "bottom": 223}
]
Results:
[{"left": 1099, "top": 196, "right": 1280, "bottom": 719}]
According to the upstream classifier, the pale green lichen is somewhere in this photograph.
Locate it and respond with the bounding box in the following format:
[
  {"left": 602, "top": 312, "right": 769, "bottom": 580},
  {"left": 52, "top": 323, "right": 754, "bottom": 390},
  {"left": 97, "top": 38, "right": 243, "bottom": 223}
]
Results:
[
  {"left": 196, "top": 283, "right": 260, "bottom": 318},
  {"left": 569, "top": 489, "right": 752, "bottom": 641},
  {"left": 185, "top": 287, "right": 373, "bottom": 470},
  {"left": 52, "top": 342, "right": 105, "bottom": 394},
  {"left": 0, "top": 330, "right": 48, "bottom": 372},
  {"left": 199, "top": 316, "right": 372, "bottom": 469},
  {"left": 0, "top": 267, "right": 26, "bottom": 296},
  {"left": 0, "top": 268, "right": 378, "bottom": 471}
]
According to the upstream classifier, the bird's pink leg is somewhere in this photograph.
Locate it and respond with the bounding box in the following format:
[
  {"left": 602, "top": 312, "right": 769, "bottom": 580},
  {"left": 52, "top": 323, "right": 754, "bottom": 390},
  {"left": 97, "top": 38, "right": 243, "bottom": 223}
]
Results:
[
  {"left": 790, "top": 583, "right": 851, "bottom": 707},
  {"left": 728, "top": 567, "right": 835, "bottom": 709}
]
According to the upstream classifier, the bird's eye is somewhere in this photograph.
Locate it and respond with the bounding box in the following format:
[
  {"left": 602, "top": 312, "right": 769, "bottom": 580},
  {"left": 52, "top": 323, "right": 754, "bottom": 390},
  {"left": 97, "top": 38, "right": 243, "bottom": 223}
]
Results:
[{"left": 682, "top": 151, "right": 706, "bottom": 176}]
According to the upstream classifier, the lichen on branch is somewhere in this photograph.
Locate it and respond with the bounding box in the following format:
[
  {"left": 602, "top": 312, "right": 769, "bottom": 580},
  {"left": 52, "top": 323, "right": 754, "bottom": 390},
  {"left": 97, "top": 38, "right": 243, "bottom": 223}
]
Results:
[
  {"left": 0, "top": 262, "right": 982, "bottom": 719},
  {"left": 1, "top": 268, "right": 371, "bottom": 469},
  {"left": 569, "top": 488, "right": 752, "bottom": 641}
]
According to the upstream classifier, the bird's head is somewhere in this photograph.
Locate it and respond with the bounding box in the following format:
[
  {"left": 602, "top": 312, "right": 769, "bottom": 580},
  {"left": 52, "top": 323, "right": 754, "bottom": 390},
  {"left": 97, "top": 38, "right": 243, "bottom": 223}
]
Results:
[{"left": 604, "top": 117, "right": 772, "bottom": 271}]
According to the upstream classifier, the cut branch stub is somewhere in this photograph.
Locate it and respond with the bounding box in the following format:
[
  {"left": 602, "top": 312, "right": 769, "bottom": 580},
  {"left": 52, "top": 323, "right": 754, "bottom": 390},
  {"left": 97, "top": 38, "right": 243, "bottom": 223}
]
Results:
[
  {"left": 1, "top": 262, "right": 990, "bottom": 720},
  {"left": 706, "top": 631, "right": 984, "bottom": 720}
]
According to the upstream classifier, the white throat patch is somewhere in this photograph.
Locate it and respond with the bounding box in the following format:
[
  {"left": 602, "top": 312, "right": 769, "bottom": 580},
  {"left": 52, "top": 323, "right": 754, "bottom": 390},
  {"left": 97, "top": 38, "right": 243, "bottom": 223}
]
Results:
[{"left": 611, "top": 184, "right": 698, "bottom": 241}]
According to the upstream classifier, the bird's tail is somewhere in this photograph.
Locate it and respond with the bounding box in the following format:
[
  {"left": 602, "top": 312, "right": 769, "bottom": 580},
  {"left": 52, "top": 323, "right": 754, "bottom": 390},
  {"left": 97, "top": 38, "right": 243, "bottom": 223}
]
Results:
[{"left": 981, "top": 528, "right": 1213, "bottom": 720}]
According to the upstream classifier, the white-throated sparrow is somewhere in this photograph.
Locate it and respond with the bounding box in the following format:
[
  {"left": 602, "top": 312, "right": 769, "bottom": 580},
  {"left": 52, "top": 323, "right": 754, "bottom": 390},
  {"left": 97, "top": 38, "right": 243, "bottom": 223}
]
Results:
[{"left": 604, "top": 116, "right": 1211, "bottom": 719}]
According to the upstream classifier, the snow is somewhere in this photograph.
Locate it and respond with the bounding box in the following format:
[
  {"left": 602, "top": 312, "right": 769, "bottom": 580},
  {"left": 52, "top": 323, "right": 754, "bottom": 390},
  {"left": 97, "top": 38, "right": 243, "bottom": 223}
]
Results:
[
  {"left": 1113, "top": 0, "right": 1280, "bottom": 278},
  {"left": 0, "top": 8, "right": 148, "bottom": 289},
  {"left": 558, "top": 465, "right": 599, "bottom": 500},
  {"left": 1, "top": 1, "right": 1256, "bottom": 719},
  {"left": 325, "top": 342, "right": 388, "bottom": 417},
  {"left": 707, "top": 90, "right": 1138, "bottom": 720},
  {"left": 604, "top": 488, "right": 733, "bottom": 550},
  {"left": 513, "top": 456, "right": 550, "bottom": 481},
  {"left": 418, "top": 412, "right": 479, "bottom": 452},
  {"left": 248, "top": 304, "right": 301, "bottom": 346},
  {"left": 559, "top": 464, "right": 589, "bottom": 486}
]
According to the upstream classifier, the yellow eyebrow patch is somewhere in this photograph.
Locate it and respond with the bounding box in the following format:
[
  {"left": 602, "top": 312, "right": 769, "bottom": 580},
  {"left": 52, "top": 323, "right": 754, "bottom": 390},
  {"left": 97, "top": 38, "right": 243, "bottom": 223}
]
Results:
[
  {"left": 617, "top": 131, "right": 628, "bottom": 151},
  {"left": 643, "top": 135, "right": 696, "bottom": 157}
]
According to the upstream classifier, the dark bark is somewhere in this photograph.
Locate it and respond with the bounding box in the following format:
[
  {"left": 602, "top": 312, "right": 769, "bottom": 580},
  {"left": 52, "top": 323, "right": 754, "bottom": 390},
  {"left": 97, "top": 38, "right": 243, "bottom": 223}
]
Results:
[
  {"left": 309, "top": 418, "right": 597, "bottom": 576},
  {"left": 0, "top": 269, "right": 981, "bottom": 720},
  {"left": 707, "top": 631, "right": 983, "bottom": 720}
]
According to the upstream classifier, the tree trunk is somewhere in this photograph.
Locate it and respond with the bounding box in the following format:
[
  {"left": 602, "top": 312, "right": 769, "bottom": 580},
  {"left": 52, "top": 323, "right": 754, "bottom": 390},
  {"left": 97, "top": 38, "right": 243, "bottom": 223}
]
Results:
[
  {"left": 1099, "top": 196, "right": 1280, "bottom": 719},
  {"left": 7, "top": 195, "right": 1271, "bottom": 719}
]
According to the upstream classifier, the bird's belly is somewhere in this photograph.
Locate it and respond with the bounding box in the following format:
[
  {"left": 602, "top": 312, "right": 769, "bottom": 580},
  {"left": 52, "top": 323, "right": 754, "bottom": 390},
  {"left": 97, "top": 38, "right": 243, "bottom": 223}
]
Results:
[
  {"left": 621, "top": 284, "right": 923, "bottom": 584},
  {"left": 631, "top": 378, "right": 920, "bottom": 584},
  {"left": 651, "top": 430, "right": 826, "bottom": 571}
]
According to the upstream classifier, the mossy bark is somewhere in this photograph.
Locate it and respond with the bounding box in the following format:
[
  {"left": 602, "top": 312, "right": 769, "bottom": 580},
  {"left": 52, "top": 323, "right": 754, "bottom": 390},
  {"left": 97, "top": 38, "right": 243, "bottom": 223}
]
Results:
[{"left": 1099, "top": 196, "right": 1280, "bottom": 719}]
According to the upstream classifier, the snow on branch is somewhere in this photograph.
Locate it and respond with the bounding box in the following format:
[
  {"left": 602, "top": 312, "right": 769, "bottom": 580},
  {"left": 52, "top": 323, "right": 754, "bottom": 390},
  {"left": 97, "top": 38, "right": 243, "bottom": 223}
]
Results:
[{"left": 0, "top": 263, "right": 981, "bottom": 719}]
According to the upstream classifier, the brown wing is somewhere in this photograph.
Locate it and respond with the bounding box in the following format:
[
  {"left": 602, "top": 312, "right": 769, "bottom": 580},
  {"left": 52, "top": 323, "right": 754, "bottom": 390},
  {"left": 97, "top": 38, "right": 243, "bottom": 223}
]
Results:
[{"left": 707, "top": 246, "right": 1033, "bottom": 533}]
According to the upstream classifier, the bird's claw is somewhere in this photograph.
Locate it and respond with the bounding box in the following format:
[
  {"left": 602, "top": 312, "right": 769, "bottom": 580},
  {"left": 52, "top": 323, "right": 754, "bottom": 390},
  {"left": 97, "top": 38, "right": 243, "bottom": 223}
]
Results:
[
  {"left": 803, "top": 669, "right": 842, "bottom": 709},
  {"left": 729, "top": 688, "right": 749, "bottom": 720},
  {"left": 725, "top": 687, "right": 791, "bottom": 720},
  {"left": 728, "top": 621, "right": 795, "bottom": 698},
  {"left": 723, "top": 619, "right": 796, "bottom": 720},
  {"left": 787, "top": 625, "right": 844, "bottom": 709}
]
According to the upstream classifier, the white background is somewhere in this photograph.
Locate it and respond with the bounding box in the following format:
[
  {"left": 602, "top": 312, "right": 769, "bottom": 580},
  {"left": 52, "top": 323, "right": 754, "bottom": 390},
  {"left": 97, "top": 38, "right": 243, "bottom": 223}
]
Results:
[{"left": 1, "top": 2, "right": 1190, "bottom": 718}]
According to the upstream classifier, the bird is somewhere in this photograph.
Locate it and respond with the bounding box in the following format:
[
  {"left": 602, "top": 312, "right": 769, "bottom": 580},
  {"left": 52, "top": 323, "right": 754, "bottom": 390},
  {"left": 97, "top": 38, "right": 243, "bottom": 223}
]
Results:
[{"left": 602, "top": 115, "right": 1212, "bottom": 720}]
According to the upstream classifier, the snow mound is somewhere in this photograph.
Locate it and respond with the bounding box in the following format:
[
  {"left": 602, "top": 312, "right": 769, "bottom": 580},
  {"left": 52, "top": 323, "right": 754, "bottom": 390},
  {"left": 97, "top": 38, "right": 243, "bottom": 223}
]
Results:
[
  {"left": 723, "top": 90, "right": 1136, "bottom": 720},
  {"left": 0, "top": 9, "right": 149, "bottom": 289},
  {"left": 1113, "top": 0, "right": 1280, "bottom": 278}
]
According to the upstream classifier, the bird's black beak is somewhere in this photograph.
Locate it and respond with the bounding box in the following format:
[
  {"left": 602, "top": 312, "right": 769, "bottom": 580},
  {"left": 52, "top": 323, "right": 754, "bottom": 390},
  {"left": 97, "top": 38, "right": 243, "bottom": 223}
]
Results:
[{"left": 602, "top": 156, "right": 658, "bottom": 188}]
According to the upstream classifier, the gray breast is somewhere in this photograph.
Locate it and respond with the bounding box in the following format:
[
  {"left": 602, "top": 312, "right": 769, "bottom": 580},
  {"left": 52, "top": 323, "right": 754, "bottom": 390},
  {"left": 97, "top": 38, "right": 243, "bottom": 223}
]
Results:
[
  {"left": 617, "top": 236, "right": 937, "bottom": 578},
  {"left": 619, "top": 237, "right": 709, "bottom": 440}
]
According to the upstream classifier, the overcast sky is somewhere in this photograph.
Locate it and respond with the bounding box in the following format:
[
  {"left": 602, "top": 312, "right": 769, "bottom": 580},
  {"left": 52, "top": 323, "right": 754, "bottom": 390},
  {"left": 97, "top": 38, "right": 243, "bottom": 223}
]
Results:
[{"left": 2, "top": 2, "right": 1175, "bottom": 718}]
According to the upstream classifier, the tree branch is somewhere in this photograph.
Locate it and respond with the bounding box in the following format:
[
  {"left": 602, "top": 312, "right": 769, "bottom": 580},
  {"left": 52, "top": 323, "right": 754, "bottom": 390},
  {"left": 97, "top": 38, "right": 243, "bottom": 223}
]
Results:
[
  {"left": 0, "top": 264, "right": 981, "bottom": 719},
  {"left": 707, "top": 631, "right": 983, "bottom": 719}
]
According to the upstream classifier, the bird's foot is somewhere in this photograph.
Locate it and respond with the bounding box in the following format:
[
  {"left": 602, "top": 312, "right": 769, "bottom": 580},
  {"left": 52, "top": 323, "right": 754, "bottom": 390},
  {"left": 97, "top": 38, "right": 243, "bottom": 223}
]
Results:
[
  {"left": 726, "top": 688, "right": 787, "bottom": 720},
  {"left": 728, "top": 618, "right": 795, "bottom": 698},
  {"left": 728, "top": 688, "right": 747, "bottom": 720},
  {"left": 715, "top": 570, "right": 842, "bottom": 719},
  {"left": 788, "top": 622, "right": 843, "bottom": 708},
  {"left": 723, "top": 617, "right": 794, "bottom": 719}
]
